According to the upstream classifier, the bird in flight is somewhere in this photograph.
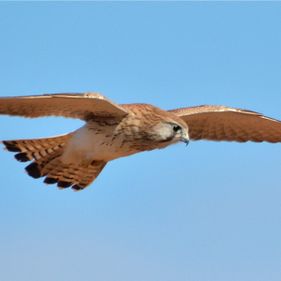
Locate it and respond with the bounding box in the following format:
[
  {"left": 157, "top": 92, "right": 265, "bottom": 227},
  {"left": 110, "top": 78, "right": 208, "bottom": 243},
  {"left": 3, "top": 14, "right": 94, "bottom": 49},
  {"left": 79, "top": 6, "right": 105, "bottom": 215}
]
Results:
[{"left": 1, "top": 92, "right": 281, "bottom": 191}]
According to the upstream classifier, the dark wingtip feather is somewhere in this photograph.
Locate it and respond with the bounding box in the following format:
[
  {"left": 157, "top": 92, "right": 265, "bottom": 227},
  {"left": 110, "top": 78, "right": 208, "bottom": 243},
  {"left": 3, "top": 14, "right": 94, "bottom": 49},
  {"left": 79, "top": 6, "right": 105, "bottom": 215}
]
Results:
[
  {"left": 2, "top": 141, "right": 21, "bottom": 152},
  {"left": 44, "top": 177, "right": 57, "bottom": 184},
  {"left": 15, "top": 153, "right": 31, "bottom": 162},
  {"left": 25, "top": 162, "right": 41, "bottom": 179},
  {"left": 57, "top": 181, "right": 72, "bottom": 188},
  {"left": 72, "top": 184, "right": 84, "bottom": 191}
]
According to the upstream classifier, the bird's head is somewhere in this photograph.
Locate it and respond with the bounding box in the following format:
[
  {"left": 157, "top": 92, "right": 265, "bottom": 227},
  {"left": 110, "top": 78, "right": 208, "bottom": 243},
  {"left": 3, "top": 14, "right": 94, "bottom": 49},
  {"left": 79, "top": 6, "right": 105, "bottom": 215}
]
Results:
[
  {"left": 133, "top": 105, "right": 190, "bottom": 146},
  {"left": 150, "top": 115, "right": 189, "bottom": 146},
  {"left": 121, "top": 104, "right": 189, "bottom": 150}
]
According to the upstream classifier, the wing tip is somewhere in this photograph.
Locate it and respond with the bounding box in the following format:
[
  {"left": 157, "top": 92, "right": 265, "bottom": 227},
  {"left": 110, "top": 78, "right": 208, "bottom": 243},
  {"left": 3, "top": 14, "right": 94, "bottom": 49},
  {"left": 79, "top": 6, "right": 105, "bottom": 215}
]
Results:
[
  {"left": 2, "top": 140, "right": 22, "bottom": 152},
  {"left": 25, "top": 162, "right": 42, "bottom": 179},
  {"left": 43, "top": 176, "right": 86, "bottom": 191}
]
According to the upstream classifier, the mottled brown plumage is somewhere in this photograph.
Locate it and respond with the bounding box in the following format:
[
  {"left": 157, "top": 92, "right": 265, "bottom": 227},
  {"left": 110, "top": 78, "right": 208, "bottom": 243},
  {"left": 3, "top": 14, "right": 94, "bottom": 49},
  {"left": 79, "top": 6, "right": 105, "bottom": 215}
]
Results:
[
  {"left": 1, "top": 92, "right": 281, "bottom": 191},
  {"left": 169, "top": 105, "right": 281, "bottom": 142}
]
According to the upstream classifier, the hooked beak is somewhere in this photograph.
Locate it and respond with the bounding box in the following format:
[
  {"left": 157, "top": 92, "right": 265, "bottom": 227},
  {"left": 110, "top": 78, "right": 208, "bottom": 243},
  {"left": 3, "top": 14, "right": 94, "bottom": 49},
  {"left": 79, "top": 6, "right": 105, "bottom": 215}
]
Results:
[{"left": 180, "top": 132, "right": 190, "bottom": 146}]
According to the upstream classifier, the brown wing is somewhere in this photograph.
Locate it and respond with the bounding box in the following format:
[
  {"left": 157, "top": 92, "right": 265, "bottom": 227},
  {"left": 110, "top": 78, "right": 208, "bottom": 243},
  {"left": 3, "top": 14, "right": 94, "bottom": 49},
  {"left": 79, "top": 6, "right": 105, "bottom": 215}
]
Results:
[
  {"left": 169, "top": 105, "right": 281, "bottom": 143},
  {"left": 0, "top": 92, "right": 128, "bottom": 120}
]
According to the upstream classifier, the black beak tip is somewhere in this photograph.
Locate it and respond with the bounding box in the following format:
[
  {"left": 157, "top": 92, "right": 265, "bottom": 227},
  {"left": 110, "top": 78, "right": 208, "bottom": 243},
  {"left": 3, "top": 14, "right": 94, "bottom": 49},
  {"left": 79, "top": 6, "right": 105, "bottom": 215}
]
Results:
[{"left": 182, "top": 139, "right": 189, "bottom": 146}]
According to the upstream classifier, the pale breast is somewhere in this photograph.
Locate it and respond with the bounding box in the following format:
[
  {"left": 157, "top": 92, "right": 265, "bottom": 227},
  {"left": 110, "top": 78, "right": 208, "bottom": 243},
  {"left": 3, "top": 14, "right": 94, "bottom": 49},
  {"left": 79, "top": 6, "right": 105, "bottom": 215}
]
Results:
[{"left": 61, "top": 123, "right": 135, "bottom": 164}]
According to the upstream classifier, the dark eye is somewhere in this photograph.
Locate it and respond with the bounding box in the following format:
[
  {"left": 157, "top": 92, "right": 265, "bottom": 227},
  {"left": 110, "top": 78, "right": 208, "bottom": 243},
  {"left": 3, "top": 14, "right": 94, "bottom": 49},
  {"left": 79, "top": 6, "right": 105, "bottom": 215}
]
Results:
[{"left": 173, "top": 125, "right": 181, "bottom": 133}]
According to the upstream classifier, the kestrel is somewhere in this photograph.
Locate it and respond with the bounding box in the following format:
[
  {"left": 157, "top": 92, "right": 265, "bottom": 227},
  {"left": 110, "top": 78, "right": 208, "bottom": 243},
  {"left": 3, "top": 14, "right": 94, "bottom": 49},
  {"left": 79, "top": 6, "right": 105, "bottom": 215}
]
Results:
[{"left": 1, "top": 92, "right": 281, "bottom": 191}]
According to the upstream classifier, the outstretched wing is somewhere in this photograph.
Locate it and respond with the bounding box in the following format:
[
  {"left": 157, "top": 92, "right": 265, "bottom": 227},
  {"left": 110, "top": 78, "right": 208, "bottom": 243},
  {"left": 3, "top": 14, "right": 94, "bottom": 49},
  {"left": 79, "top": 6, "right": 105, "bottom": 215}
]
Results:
[
  {"left": 169, "top": 105, "right": 281, "bottom": 143},
  {"left": 0, "top": 92, "right": 128, "bottom": 120}
]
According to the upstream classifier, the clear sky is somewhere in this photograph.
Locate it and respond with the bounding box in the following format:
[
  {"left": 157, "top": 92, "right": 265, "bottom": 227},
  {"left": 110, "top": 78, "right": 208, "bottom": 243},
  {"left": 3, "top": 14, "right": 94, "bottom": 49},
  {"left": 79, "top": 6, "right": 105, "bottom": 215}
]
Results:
[{"left": 0, "top": 3, "right": 281, "bottom": 281}]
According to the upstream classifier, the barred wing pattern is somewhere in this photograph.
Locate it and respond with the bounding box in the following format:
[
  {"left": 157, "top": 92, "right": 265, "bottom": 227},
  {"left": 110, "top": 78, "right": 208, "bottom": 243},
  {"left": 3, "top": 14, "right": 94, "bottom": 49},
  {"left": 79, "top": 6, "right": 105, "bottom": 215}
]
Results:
[{"left": 170, "top": 105, "right": 281, "bottom": 143}]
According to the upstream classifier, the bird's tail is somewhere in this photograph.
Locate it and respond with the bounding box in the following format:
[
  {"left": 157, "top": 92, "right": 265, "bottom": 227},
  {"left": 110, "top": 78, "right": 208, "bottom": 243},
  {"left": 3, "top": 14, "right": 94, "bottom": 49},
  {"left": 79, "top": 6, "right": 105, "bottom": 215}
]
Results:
[
  {"left": 3, "top": 134, "right": 70, "bottom": 163},
  {"left": 2, "top": 134, "right": 106, "bottom": 190}
]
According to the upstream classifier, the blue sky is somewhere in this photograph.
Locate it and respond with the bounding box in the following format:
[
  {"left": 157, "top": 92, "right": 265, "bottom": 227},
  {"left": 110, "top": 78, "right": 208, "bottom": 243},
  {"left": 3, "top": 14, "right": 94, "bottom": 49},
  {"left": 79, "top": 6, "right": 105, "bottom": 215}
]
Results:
[{"left": 0, "top": 3, "right": 281, "bottom": 281}]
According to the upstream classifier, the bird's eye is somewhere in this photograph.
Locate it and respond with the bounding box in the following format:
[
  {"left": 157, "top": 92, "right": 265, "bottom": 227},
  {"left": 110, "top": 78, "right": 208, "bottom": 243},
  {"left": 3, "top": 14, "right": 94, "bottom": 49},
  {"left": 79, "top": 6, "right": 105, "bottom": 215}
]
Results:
[{"left": 173, "top": 125, "right": 181, "bottom": 133}]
